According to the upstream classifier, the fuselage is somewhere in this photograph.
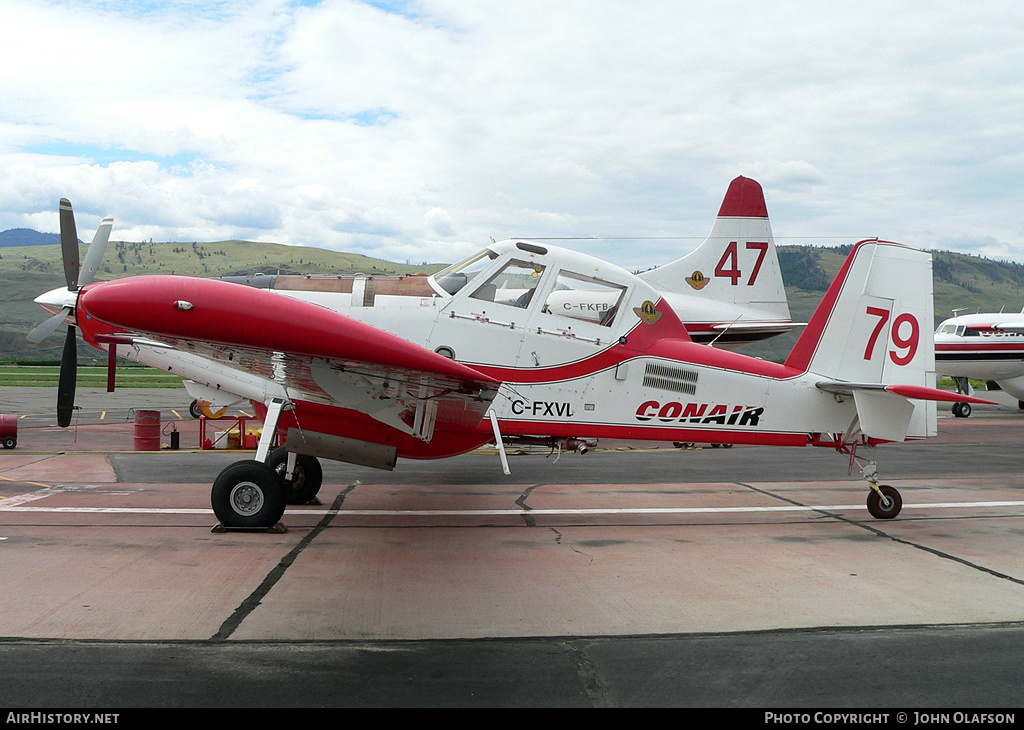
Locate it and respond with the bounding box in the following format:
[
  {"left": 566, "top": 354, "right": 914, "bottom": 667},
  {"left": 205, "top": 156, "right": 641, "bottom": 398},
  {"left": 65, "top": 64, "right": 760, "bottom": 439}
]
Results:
[{"left": 50, "top": 240, "right": 937, "bottom": 461}]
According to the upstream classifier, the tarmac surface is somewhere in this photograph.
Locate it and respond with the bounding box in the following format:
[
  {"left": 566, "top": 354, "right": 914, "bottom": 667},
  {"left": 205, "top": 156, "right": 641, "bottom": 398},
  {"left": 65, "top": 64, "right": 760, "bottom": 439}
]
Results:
[{"left": 2, "top": 386, "right": 1024, "bottom": 709}]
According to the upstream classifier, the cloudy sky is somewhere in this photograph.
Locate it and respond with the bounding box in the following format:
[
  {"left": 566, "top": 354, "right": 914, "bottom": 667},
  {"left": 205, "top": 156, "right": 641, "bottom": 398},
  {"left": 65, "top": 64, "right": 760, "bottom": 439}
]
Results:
[{"left": 1, "top": 0, "right": 1022, "bottom": 271}]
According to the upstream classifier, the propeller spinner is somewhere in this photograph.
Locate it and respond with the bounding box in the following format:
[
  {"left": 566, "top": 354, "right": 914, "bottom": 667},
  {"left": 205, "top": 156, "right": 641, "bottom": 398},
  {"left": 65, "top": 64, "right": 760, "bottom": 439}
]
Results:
[{"left": 26, "top": 199, "right": 113, "bottom": 427}]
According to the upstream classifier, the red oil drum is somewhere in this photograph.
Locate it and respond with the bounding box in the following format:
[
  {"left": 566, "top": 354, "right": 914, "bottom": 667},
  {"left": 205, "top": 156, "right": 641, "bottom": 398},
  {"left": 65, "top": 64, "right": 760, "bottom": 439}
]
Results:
[
  {"left": 0, "top": 414, "right": 17, "bottom": 449},
  {"left": 133, "top": 410, "right": 161, "bottom": 451}
]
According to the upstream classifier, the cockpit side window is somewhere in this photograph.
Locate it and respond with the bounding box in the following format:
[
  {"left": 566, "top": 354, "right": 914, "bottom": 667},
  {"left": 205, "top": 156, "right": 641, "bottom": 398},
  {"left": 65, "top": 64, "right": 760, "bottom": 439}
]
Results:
[
  {"left": 433, "top": 250, "right": 498, "bottom": 295},
  {"left": 469, "top": 259, "right": 546, "bottom": 308},
  {"left": 540, "top": 271, "right": 627, "bottom": 327}
]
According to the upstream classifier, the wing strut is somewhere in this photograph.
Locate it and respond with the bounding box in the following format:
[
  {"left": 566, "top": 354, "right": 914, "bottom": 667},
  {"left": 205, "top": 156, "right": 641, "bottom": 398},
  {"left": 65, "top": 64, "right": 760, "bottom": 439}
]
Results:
[{"left": 487, "top": 409, "right": 511, "bottom": 475}]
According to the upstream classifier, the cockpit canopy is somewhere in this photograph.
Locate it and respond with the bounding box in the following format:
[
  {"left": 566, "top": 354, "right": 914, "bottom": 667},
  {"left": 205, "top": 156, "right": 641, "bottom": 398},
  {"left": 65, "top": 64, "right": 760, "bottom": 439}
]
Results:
[
  {"left": 432, "top": 248, "right": 499, "bottom": 296},
  {"left": 430, "top": 240, "right": 639, "bottom": 329}
]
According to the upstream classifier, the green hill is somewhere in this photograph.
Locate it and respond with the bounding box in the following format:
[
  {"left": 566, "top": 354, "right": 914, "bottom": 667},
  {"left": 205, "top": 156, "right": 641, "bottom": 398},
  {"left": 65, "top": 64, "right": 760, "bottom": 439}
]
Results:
[
  {"left": 752, "top": 245, "right": 1024, "bottom": 363},
  {"left": 4, "top": 238, "right": 1024, "bottom": 364}
]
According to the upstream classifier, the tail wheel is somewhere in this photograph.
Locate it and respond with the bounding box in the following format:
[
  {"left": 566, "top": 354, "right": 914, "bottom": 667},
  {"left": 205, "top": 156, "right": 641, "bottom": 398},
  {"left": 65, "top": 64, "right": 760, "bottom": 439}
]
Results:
[
  {"left": 212, "top": 460, "right": 286, "bottom": 529},
  {"left": 266, "top": 446, "right": 323, "bottom": 504},
  {"left": 866, "top": 484, "right": 902, "bottom": 520}
]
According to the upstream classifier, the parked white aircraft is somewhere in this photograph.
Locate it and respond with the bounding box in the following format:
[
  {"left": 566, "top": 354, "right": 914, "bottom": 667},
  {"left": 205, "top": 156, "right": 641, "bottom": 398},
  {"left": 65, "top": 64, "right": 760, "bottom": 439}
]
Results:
[
  {"left": 218, "top": 176, "right": 800, "bottom": 352},
  {"left": 935, "top": 310, "right": 1024, "bottom": 417}
]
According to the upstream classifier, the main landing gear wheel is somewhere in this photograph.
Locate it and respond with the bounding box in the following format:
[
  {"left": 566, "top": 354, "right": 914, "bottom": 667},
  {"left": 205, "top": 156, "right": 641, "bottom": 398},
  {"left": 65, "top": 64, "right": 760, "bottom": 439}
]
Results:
[
  {"left": 266, "top": 446, "right": 323, "bottom": 504},
  {"left": 866, "top": 484, "right": 902, "bottom": 520},
  {"left": 952, "top": 402, "right": 971, "bottom": 418},
  {"left": 212, "top": 460, "right": 286, "bottom": 530}
]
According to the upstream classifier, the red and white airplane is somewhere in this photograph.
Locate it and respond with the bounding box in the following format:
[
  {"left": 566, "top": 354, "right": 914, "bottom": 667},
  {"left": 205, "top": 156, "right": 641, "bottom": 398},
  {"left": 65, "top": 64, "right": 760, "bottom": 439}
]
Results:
[
  {"left": 32, "top": 189, "right": 993, "bottom": 530},
  {"left": 934, "top": 310, "right": 1024, "bottom": 417}
]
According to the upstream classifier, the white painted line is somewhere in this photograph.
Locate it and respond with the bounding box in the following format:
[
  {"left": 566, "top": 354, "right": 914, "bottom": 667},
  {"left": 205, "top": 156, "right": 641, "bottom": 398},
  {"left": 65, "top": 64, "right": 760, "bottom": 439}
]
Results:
[
  {"left": 0, "top": 501, "right": 1023, "bottom": 516},
  {"left": 0, "top": 488, "right": 76, "bottom": 508},
  {"left": 319, "top": 501, "right": 1024, "bottom": 516}
]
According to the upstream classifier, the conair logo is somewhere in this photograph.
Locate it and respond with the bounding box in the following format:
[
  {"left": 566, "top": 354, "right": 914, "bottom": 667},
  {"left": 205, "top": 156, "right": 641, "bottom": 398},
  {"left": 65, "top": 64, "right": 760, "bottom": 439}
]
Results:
[
  {"left": 633, "top": 300, "right": 663, "bottom": 325},
  {"left": 635, "top": 400, "right": 764, "bottom": 426},
  {"left": 685, "top": 271, "right": 709, "bottom": 290}
]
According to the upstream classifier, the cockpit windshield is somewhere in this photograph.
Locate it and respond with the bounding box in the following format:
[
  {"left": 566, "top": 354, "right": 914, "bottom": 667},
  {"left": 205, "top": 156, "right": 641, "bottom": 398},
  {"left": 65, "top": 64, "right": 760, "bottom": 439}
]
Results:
[{"left": 432, "top": 249, "right": 499, "bottom": 295}]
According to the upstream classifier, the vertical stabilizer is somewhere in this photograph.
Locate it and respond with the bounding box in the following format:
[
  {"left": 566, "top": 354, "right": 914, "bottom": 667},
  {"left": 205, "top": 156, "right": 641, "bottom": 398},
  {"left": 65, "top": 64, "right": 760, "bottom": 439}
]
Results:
[
  {"left": 786, "top": 240, "right": 938, "bottom": 440},
  {"left": 639, "top": 176, "right": 790, "bottom": 322}
]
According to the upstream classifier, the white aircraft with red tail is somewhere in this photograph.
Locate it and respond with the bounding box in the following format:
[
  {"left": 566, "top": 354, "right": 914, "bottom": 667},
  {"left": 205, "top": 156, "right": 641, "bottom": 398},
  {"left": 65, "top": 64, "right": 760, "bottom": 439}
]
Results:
[
  {"left": 639, "top": 175, "right": 794, "bottom": 348},
  {"left": 935, "top": 310, "right": 1024, "bottom": 417},
  {"left": 31, "top": 190, "right": 993, "bottom": 530},
  {"left": 214, "top": 175, "right": 798, "bottom": 351}
]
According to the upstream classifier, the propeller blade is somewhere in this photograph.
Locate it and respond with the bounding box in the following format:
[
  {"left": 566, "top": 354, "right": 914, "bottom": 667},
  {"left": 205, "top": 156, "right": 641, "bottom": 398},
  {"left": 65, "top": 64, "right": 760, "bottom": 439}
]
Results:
[
  {"left": 59, "top": 198, "right": 80, "bottom": 291},
  {"left": 57, "top": 325, "right": 77, "bottom": 428},
  {"left": 26, "top": 306, "right": 71, "bottom": 344},
  {"left": 78, "top": 216, "right": 113, "bottom": 288}
]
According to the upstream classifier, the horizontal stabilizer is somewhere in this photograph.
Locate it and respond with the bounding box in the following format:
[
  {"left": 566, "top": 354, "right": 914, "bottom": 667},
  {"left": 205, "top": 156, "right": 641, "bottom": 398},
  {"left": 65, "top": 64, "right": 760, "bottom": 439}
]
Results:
[
  {"left": 817, "top": 381, "right": 998, "bottom": 442},
  {"left": 712, "top": 321, "right": 806, "bottom": 332},
  {"left": 816, "top": 381, "right": 998, "bottom": 405}
]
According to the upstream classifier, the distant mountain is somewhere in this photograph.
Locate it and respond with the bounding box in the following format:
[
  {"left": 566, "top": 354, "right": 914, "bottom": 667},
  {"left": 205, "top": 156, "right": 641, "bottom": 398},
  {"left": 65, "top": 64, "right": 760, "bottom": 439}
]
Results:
[{"left": 0, "top": 228, "right": 61, "bottom": 247}]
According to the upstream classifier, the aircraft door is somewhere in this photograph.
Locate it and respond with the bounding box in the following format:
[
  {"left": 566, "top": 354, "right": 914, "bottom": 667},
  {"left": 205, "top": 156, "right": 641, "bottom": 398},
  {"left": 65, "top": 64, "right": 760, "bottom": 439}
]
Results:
[
  {"left": 426, "top": 257, "right": 548, "bottom": 369},
  {"left": 517, "top": 269, "right": 629, "bottom": 373}
]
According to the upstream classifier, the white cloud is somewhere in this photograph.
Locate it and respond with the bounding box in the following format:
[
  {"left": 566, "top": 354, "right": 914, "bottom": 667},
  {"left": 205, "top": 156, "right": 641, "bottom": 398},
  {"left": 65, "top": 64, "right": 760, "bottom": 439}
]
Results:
[{"left": 0, "top": 0, "right": 1023, "bottom": 271}]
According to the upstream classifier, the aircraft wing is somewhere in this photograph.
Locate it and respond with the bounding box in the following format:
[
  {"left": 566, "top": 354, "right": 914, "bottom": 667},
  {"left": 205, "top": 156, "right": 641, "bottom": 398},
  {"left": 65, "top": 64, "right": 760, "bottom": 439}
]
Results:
[
  {"left": 710, "top": 321, "right": 806, "bottom": 337},
  {"left": 77, "top": 276, "right": 501, "bottom": 440}
]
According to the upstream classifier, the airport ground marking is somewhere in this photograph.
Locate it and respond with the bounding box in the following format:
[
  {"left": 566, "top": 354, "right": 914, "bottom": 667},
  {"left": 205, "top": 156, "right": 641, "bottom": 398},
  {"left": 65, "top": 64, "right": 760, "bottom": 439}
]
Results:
[
  {"left": 0, "top": 474, "right": 58, "bottom": 491},
  {"left": 2, "top": 500, "right": 1024, "bottom": 516}
]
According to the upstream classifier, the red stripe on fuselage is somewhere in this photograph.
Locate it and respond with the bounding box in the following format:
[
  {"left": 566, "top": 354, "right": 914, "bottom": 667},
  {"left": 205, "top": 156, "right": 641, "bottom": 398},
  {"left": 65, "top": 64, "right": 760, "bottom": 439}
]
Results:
[{"left": 493, "top": 419, "right": 807, "bottom": 446}]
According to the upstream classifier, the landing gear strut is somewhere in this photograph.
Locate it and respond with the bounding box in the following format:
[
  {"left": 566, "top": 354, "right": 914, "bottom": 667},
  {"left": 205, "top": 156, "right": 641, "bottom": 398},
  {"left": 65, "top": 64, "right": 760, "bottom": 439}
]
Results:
[
  {"left": 952, "top": 377, "right": 972, "bottom": 418},
  {"left": 849, "top": 451, "right": 902, "bottom": 520},
  {"left": 813, "top": 432, "right": 904, "bottom": 520}
]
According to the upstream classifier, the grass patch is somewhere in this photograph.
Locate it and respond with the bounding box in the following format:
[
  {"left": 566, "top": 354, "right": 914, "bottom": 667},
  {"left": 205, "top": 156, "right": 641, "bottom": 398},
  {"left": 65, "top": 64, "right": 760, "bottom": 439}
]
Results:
[{"left": 0, "top": 365, "right": 184, "bottom": 387}]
